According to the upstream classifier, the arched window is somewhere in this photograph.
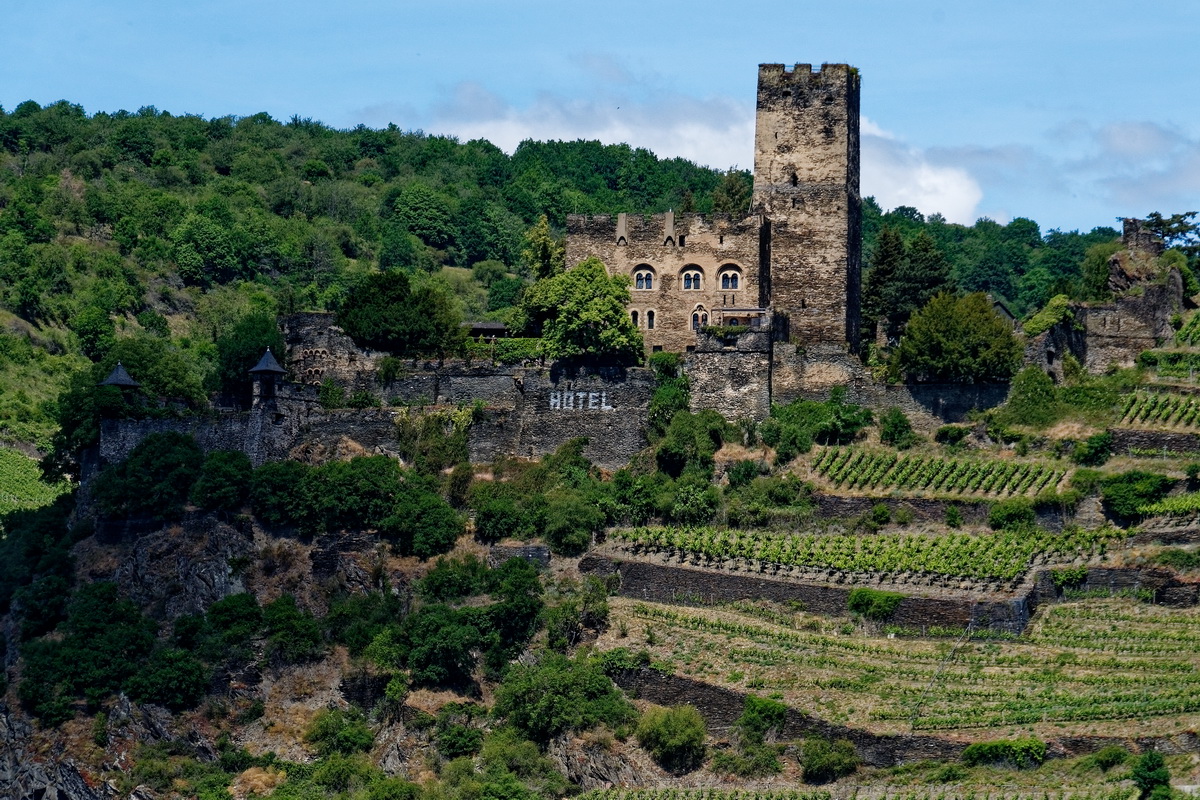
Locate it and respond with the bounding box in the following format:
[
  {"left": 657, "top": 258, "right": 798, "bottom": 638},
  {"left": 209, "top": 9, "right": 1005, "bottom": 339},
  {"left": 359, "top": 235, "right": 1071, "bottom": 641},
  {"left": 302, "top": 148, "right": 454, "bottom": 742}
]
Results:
[
  {"left": 633, "top": 266, "right": 654, "bottom": 290},
  {"left": 718, "top": 265, "right": 741, "bottom": 291},
  {"left": 647, "top": 310, "right": 655, "bottom": 329},
  {"left": 692, "top": 313, "right": 700, "bottom": 330},
  {"left": 631, "top": 310, "right": 639, "bottom": 327},
  {"left": 681, "top": 267, "right": 702, "bottom": 290}
]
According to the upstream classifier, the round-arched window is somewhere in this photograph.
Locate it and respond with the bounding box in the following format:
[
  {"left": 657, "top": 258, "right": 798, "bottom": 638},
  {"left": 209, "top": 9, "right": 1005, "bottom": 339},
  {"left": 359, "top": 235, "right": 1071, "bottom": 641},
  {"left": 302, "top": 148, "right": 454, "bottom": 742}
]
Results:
[
  {"left": 718, "top": 265, "right": 742, "bottom": 291},
  {"left": 681, "top": 266, "right": 703, "bottom": 290},
  {"left": 634, "top": 265, "right": 655, "bottom": 290}
]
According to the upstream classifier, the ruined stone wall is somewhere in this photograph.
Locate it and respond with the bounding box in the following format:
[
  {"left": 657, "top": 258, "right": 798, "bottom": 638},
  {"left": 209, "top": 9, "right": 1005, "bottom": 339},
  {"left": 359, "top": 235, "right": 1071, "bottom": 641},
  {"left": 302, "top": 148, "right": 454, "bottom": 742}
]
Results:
[
  {"left": 769, "top": 343, "right": 1009, "bottom": 429},
  {"left": 753, "top": 63, "right": 861, "bottom": 350},
  {"left": 1079, "top": 282, "right": 1180, "bottom": 372},
  {"left": 685, "top": 326, "right": 773, "bottom": 421},
  {"left": 564, "top": 212, "right": 765, "bottom": 355}
]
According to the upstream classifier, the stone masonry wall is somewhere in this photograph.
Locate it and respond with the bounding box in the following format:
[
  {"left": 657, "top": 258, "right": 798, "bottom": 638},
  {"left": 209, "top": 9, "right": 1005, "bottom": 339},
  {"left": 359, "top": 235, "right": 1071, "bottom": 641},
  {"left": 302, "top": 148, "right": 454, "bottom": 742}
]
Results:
[
  {"left": 753, "top": 63, "right": 861, "bottom": 350},
  {"left": 565, "top": 212, "right": 766, "bottom": 355}
]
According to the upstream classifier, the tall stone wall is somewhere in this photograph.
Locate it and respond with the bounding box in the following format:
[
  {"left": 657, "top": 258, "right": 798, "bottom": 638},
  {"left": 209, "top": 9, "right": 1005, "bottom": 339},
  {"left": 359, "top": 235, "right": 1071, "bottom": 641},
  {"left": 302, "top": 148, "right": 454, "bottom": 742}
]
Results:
[
  {"left": 564, "top": 212, "right": 766, "bottom": 355},
  {"left": 685, "top": 326, "right": 773, "bottom": 421},
  {"left": 753, "top": 63, "right": 861, "bottom": 350}
]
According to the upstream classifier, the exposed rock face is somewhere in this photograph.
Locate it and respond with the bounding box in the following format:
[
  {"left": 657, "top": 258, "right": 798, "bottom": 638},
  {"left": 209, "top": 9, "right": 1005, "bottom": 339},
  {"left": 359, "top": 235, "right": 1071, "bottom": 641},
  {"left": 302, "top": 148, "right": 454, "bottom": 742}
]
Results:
[
  {"left": 0, "top": 707, "right": 107, "bottom": 800},
  {"left": 546, "top": 733, "right": 661, "bottom": 790},
  {"left": 74, "top": 513, "right": 254, "bottom": 620}
]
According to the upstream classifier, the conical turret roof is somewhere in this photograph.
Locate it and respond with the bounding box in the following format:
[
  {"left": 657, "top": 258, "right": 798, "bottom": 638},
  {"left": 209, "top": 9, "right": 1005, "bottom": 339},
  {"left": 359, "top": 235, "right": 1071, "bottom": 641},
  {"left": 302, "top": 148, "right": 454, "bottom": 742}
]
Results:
[
  {"left": 99, "top": 362, "right": 141, "bottom": 388},
  {"left": 248, "top": 347, "right": 287, "bottom": 375}
]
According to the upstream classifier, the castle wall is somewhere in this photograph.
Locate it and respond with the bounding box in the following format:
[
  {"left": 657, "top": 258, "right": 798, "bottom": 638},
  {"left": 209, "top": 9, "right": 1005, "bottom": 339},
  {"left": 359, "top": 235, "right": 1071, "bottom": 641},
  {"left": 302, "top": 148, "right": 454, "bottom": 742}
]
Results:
[
  {"left": 685, "top": 327, "right": 773, "bottom": 421},
  {"left": 565, "top": 212, "right": 765, "bottom": 355}
]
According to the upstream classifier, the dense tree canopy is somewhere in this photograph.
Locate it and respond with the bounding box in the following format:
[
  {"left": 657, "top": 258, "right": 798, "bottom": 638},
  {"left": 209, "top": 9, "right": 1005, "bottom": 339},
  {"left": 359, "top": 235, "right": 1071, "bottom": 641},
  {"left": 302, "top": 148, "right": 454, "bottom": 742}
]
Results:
[{"left": 894, "top": 292, "right": 1023, "bottom": 383}]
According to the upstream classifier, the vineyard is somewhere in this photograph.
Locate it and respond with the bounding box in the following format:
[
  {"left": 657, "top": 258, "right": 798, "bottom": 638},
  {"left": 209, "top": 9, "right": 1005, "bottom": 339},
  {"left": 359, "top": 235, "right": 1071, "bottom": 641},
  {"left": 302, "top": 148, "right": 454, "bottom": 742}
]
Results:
[
  {"left": 580, "top": 791, "right": 1133, "bottom": 800},
  {"left": 1118, "top": 390, "right": 1200, "bottom": 428},
  {"left": 1140, "top": 491, "right": 1200, "bottom": 516},
  {"left": 602, "top": 597, "right": 1200, "bottom": 736},
  {"left": 810, "top": 449, "right": 1066, "bottom": 498},
  {"left": 610, "top": 526, "right": 1122, "bottom": 582},
  {"left": 0, "top": 448, "right": 68, "bottom": 517}
]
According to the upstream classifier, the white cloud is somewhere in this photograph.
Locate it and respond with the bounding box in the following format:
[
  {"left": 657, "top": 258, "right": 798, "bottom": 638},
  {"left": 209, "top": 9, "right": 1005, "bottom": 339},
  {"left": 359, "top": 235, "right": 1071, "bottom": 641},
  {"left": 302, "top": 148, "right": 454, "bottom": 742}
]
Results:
[{"left": 861, "top": 117, "right": 983, "bottom": 224}]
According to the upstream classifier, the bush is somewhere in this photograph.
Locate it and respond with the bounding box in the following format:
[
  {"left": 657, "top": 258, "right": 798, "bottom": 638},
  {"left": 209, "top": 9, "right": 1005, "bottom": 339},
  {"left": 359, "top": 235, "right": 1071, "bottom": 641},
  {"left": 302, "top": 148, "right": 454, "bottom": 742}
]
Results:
[
  {"left": 1073, "top": 431, "right": 1114, "bottom": 467},
  {"left": 801, "top": 737, "right": 858, "bottom": 783},
  {"left": 381, "top": 489, "right": 463, "bottom": 559},
  {"left": 304, "top": 708, "right": 375, "bottom": 756},
  {"left": 997, "top": 366, "right": 1061, "bottom": 428},
  {"left": 1090, "top": 744, "right": 1129, "bottom": 772},
  {"left": 190, "top": 450, "right": 253, "bottom": 512},
  {"left": 847, "top": 587, "right": 904, "bottom": 621},
  {"left": 934, "top": 425, "right": 971, "bottom": 446},
  {"left": 493, "top": 652, "right": 636, "bottom": 743},
  {"left": 635, "top": 705, "right": 707, "bottom": 773},
  {"left": 1132, "top": 750, "right": 1170, "bottom": 799},
  {"left": 945, "top": 505, "right": 962, "bottom": 528},
  {"left": 249, "top": 460, "right": 311, "bottom": 526},
  {"left": 437, "top": 724, "right": 484, "bottom": 759},
  {"left": 961, "top": 736, "right": 1046, "bottom": 769},
  {"left": 420, "top": 555, "right": 491, "bottom": 601},
  {"left": 543, "top": 491, "right": 604, "bottom": 555},
  {"left": 124, "top": 648, "right": 210, "bottom": 710},
  {"left": 263, "top": 595, "right": 324, "bottom": 662},
  {"left": 988, "top": 497, "right": 1035, "bottom": 530},
  {"left": 895, "top": 292, "right": 1023, "bottom": 383},
  {"left": 736, "top": 694, "right": 788, "bottom": 745},
  {"left": 92, "top": 432, "right": 203, "bottom": 520},
  {"left": 879, "top": 407, "right": 918, "bottom": 449},
  {"left": 1100, "top": 470, "right": 1174, "bottom": 518}
]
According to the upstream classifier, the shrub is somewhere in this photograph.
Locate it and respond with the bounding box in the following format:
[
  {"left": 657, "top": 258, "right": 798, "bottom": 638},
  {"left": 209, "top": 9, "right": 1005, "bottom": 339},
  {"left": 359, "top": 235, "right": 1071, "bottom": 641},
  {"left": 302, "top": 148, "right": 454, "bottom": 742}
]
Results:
[
  {"left": 205, "top": 593, "right": 263, "bottom": 645},
  {"left": 190, "top": 450, "right": 253, "bottom": 512},
  {"left": 879, "top": 407, "right": 918, "bottom": 449},
  {"left": 847, "top": 587, "right": 904, "bottom": 621},
  {"left": 304, "top": 708, "right": 375, "bottom": 756},
  {"left": 124, "top": 648, "right": 210, "bottom": 710},
  {"left": 542, "top": 491, "right": 604, "bottom": 555},
  {"left": 249, "top": 460, "right": 311, "bottom": 526},
  {"left": 318, "top": 378, "right": 346, "bottom": 409},
  {"left": 635, "top": 704, "right": 707, "bottom": 773},
  {"left": 726, "top": 459, "right": 761, "bottom": 490},
  {"left": 437, "top": 724, "right": 484, "bottom": 758},
  {"left": 997, "top": 367, "right": 1061, "bottom": 428},
  {"left": 944, "top": 505, "right": 962, "bottom": 528},
  {"left": 493, "top": 652, "right": 636, "bottom": 743},
  {"left": 988, "top": 497, "right": 1035, "bottom": 530},
  {"left": 381, "top": 490, "right": 463, "bottom": 559},
  {"left": 1090, "top": 744, "right": 1129, "bottom": 772},
  {"left": 1073, "top": 432, "right": 1114, "bottom": 466},
  {"left": 896, "top": 292, "right": 1023, "bottom": 383},
  {"left": 263, "top": 595, "right": 324, "bottom": 662},
  {"left": 961, "top": 736, "right": 1046, "bottom": 769},
  {"left": 1132, "top": 750, "right": 1170, "bottom": 799},
  {"left": 92, "top": 432, "right": 203, "bottom": 520},
  {"left": 1100, "top": 470, "right": 1173, "bottom": 518},
  {"left": 801, "top": 737, "right": 859, "bottom": 783},
  {"left": 935, "top": 425, "right": 971, "bottom": 446},
  {"left": 420, "top": 555, "right": 491, "bottom": 601}
]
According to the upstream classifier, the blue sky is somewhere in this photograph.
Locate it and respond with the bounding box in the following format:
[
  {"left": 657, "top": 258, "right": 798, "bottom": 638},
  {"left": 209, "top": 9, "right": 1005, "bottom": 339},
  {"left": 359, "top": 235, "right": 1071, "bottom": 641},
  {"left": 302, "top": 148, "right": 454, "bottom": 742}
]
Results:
[{"left": 3, "top": 0, "right": 1197, "bottom": 231}]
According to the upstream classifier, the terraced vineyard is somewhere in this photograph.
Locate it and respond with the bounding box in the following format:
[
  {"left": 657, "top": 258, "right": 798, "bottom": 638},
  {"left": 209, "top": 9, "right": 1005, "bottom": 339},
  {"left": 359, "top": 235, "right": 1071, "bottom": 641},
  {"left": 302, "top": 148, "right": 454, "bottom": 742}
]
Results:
[
  {"left": 0, "top": 448, "right": 68, "bottom": 517},
  {"left": 603, "top": 597, "right": 1200, "bottom": 735},
  {"left": 1118, "top": 390, "right": 1200, "bottom": 428},
  {"left": 610, "top": 526, "right": 1122, "bottom": 581},
  {"left": 581, "top": 791, "right": 1133, "bottom": 800},
  {"left": 811, "top": 449, "right": 1066, "bottom": 497},
  {"left": 1140, "top": 491, "right": 1200, "bottom": 516}
]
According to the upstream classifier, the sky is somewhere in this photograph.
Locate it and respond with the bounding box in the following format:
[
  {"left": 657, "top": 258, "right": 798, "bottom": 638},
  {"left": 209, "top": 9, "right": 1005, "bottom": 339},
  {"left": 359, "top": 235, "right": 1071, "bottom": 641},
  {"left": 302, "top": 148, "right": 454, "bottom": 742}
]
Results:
[{"left": 2, "top": 0, "right": 1197, "bottom": 232}]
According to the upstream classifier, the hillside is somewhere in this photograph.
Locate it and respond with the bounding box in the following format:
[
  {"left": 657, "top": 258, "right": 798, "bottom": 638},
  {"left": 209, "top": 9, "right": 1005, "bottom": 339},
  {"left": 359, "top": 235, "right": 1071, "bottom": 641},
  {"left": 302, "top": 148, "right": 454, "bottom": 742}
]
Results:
[{"left": 5, "top": 101, "right": 1200, "bottom": 800}]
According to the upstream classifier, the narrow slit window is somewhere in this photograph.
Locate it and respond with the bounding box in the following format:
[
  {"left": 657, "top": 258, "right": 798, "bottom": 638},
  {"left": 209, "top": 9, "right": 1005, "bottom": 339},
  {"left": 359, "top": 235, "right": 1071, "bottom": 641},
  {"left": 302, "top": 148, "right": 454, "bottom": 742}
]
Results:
[{"left": 647, "top": 310, "right": 655, "bottom": 329}]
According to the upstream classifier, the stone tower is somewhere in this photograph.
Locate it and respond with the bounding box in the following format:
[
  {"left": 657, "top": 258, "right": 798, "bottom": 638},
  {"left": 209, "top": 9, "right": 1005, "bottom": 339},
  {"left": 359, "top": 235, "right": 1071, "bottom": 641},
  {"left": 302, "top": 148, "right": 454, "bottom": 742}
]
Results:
[{"left": 753, "top": 63, "right": 861, "bottom": 351}]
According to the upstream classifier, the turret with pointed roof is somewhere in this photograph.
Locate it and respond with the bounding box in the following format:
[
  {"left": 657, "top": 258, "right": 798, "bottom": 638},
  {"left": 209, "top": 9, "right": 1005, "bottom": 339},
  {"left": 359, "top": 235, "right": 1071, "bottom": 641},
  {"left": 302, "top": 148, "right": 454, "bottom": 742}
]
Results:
[{"left": 99, "top": 362, "right": 141, "bottom": 388}]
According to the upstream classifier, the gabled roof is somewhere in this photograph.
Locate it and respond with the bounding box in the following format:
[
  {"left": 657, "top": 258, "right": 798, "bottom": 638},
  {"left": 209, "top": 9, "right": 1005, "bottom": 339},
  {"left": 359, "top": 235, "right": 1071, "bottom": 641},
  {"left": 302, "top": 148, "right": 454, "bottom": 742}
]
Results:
[
  {"left": 248, "top": 348, "right": 287, "bottom": 375},
  {"left": 99, "top": 362, "right": 140, "bottom": 388}
]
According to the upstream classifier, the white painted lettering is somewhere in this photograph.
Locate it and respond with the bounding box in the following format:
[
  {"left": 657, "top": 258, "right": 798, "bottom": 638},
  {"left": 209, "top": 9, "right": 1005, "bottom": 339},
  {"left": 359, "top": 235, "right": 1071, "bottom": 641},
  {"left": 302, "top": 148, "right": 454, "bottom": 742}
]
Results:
[
  {"left": 549, "top": 391, "right": 561, "bottom": 410},
  {"left": 563, "top": 391, "right": 574, "bottom": 410},
  {"left": 601, "top": 392, "right": 614, "bottom": 411},
  {"left": 577, "top": 391, "right": 588, "bottom": 408},
  {"left": 588, "top": 392, "right": 599, "bottom": 410}
]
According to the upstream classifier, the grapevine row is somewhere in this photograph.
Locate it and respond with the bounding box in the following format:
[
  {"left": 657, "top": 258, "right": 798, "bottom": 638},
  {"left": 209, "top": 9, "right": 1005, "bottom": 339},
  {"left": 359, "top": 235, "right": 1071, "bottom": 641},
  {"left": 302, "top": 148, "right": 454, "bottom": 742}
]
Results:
[
  {"left": 1119, "top": 391, "right": 1200, "bottom": 428},
  {"left": 810, "top": 449, "right": 1064, "bottom": 497},
  {"left": 611, "top": 526, "right": 1121, "bottom": 581}
]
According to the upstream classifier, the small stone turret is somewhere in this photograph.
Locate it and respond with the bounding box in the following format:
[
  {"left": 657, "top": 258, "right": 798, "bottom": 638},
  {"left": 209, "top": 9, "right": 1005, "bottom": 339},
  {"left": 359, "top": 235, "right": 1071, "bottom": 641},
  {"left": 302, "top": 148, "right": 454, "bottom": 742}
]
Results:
[
  {"left": 248, "top": 348, "right": 287, "bottom": 409},
  {"left": 98, "top": 362, "right": 140, "bottom": 389}
]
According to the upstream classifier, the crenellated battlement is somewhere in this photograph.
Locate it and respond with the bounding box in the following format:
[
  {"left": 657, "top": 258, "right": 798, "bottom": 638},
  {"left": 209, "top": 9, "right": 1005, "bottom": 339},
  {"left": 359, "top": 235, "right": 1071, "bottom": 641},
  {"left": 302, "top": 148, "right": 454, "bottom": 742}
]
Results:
[{"left": 758, "top": 62, "right": 858, "bottom": 83}]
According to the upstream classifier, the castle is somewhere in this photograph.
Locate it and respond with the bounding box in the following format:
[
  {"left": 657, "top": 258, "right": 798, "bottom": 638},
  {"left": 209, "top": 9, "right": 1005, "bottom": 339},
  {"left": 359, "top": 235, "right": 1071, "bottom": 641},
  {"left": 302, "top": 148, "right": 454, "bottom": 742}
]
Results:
[{"left": 566, "top": 63, "right": 862, "bottom": 355}]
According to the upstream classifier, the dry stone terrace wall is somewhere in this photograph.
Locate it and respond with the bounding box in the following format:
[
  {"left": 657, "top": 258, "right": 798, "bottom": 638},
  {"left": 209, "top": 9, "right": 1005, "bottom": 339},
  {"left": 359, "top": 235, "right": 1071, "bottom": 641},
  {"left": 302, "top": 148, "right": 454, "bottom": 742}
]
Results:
[
  {"left": 579, "top": 554, "right": 1035, "bottom": 633},
  {"left": 1109, "top": 427, "right": 1200, "bottom": 455}
]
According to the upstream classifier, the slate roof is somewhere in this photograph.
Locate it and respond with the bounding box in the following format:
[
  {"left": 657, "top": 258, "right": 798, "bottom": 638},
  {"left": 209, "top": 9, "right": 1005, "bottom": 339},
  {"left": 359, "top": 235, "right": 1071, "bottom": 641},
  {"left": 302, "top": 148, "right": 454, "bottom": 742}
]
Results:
[
  {"left": 99, "top": 362, "right": 140, "bottom": 388},
  {"left": 248, "top": 348, "right": 287, "bottom": 375}
]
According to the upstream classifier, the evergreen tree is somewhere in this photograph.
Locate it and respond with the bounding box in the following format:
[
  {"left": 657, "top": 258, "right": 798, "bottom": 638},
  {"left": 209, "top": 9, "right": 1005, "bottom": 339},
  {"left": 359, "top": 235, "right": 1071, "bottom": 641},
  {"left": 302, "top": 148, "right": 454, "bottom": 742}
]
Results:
[{"left": 862, "top": 226, "right": 905, "bottom": 331}]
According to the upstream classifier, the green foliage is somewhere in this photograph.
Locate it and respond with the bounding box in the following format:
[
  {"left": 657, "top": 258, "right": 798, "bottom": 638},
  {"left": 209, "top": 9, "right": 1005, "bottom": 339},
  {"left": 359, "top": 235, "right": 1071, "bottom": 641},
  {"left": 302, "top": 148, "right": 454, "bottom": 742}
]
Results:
[
  {"left": 249, "top": 459, "right": 310, "bottom": 526},
  {"left": 1090, "top": 744, "right": 1129, "bottom": 772},
  {"left": 190, "top": 450, "right": 252, "bottom": 512},
  {"left": 801, "top": 737, "right": 859, "bottom": 783},
  {"left": 394, "top": 405, "right": 476, "bottom": 474},
  {"left": 847, "top": 587, "right": 904, "bottom": 620},
  {"left": 656, "top": 409, "right": 728, "bottom": 478},
  {"left": 437, "top": 723, "right": 484, "bottom": 759},
  {"left": 304, "top": 708, "right": 375, "bottom": 757},
  {"left": 944, "top": 505, "right": 962, "bottom": 528},
  {"left": 934, "top": 425, "right": 972, "bottom": 446},
  {"left": 879, "top": 407, "right": 918, "bottom": 449},
  {"left": 735, "top": 694, "right": 788, "bottom": 746},
  {"left": 1023, "top": 294, "right": 1073, "bottom": 336},
  {"left": 961, "top": 737, "right": 1047, "bottom": 769},
  {"left": 1072, "top": 432, "right": 1114, "bottom": 466},
  {"left": 263, "top": 594, "right": 324, "bottom": 661},
  {"left": 543, "top": 490, "right": 605, "bottom": 555},
  {"left": 521, "top": 215, "right": 565, "bottom": 280},
  {"left": 896, "top": 292, "right": 1023, "bottom": 383},
  {"left": 998, "top": 366, "right": 1063, "bottom": 428},
  {"left": 1132, "top": 750, "right": 1171, "bottom": 799},
  {"left": 1080, "top": 241, "right": 1123, "bottom": 300},
  {"left": 988, "top": 497, "right": 1036, "bottom": 531},
  {"left": 92, "top": 431, "right": 203, "bottom": 520},
  {"left": 635, "top": 704, "right": 707, "bottom": 773},
  {"left": 514, "top": 256, "right": 642, "bottom": 364},
  {"left": 18, "top": 582, "right": 158, "bottom": 724},
  {"left": 1152, "top": 548, "right": 1200, "bottom": 570},
  {"left": 648, "top": 352, "right": 690, "bottom": 440},
  {"left": 811, "top": 447, "right": 1066, "bottom": 499},
  {"left": 318, "top": 377, "right": 346, "bottom": 408},
  {"left": 337, "top": 270, "right": 463, "bottom": 356},
  {"left": 1100, "top": 470, "right": 1174, "bottom": 518},
  {"left": 763, "top": 388, "right": 872, "bottom": 465},
  {"left": 212, "top": 312, "right": 284, "bottom": 402},
  {"left": 124, "top": 648, "right": 210, "bottom": 710},
  {"left": 494, "top": 652, "right": 636, "bottom": 743},
  {"left": 0, "top": 447, "right": 69, "bottom": 517}
]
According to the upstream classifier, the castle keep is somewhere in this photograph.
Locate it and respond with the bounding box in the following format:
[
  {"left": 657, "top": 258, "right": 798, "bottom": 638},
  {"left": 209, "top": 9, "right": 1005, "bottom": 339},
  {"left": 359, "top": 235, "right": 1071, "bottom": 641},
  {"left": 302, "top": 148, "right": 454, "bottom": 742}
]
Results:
[{"left": 565, "top": 63, "right": 862, "bottom": 354}]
